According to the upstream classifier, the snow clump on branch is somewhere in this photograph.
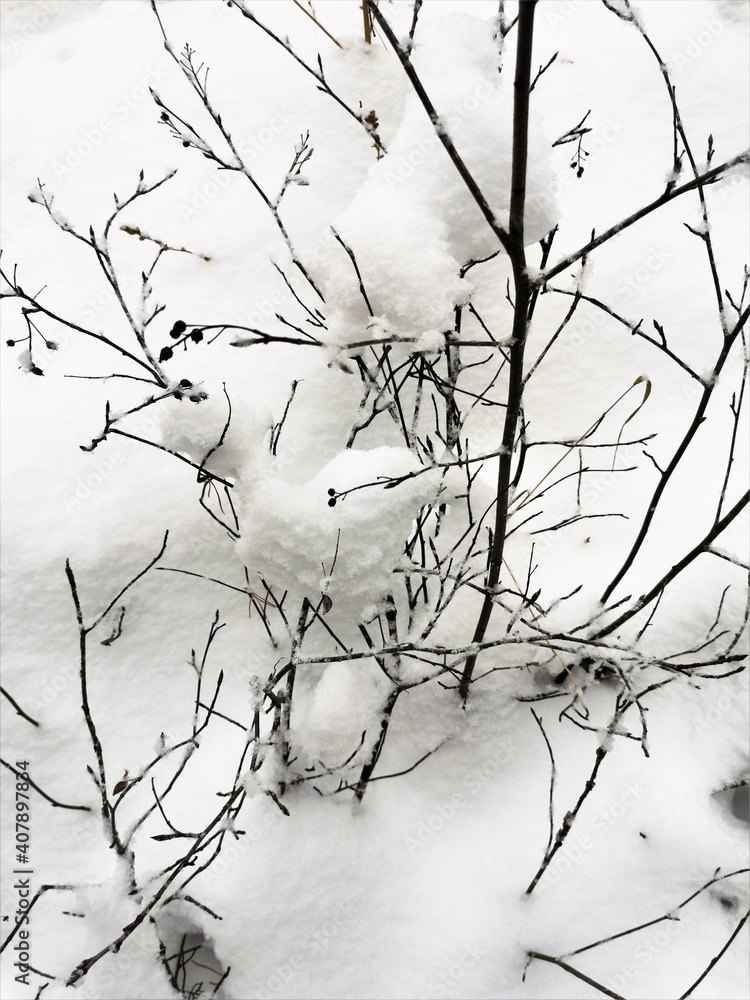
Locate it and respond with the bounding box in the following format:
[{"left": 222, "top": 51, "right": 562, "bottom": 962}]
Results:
[{"left": 318, "top": 13, "right": 558, "bottom": 354}]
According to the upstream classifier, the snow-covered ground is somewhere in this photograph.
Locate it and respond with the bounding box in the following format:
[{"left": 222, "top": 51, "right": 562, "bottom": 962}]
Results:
[{"left": 1, "top": 1, "right": 748, "bottom": 998}]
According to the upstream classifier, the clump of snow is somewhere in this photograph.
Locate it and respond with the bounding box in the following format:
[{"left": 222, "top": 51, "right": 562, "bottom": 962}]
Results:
[
  {"left": 317, "top": 12, "right": 558, "bottom": 353},
  {"left": 320, "top": 196, "right": 470, "bottom": 351},
  {"left": 157, "top": 388, "right": 272, "bottom": 481},
  {"left": 234, "top": 445, "right": 442, "bottom": 619},
  {"left": 1, "top": 1, "right": 748, "bottom": 999},
  {"left": 292, "top": 660, "right": 387, "bottom": 762},
  {"left": 402, "top": 13, "right": 558, "bottom": 254}
]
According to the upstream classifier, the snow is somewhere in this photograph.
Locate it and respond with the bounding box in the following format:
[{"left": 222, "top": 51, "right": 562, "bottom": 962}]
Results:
[
  {"left": 1, "top": 1, "right": 748, "bottom": 999},
  {"left": 234, "top": 444, "right": 443, "bottom": 618},
  {"left": 317, "top": 11, "right": 557, "bottom": 352}
]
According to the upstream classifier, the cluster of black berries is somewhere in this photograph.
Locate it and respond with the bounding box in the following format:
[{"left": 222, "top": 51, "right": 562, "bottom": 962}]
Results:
[
  {"left": 173, "top": 378, "right": 208, "bottom": 403},
  {"left": 159, "top": 320, "right": 204, "bottom": 363},
  {"left": 6, "top": 338, "right": 56, "bottom": 350},
  {"left": 6, "top": 336, "right": 57, "bottom": 376}
]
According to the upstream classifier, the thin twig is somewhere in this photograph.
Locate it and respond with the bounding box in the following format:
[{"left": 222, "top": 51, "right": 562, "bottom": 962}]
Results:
[
  {"left": 0, "top": 759, "right": 90, "bottom": 811},
  {"left": 0, "top": 686, "right": 40, "bottom": 727},
  {"left": 601, "top": 307, "right": 748, "bottom": 602},
  {"left": 529, "top": 709, "right": 556, "bottom": 855},
  {"left": 541, "top": 152, "right": 749, "bottom": 285},
  {"left": 525, "top": 951, "right": 626, "bottom": 999},
  {"left": 679, "top": 907, "right": 750, "bottom": 999}
]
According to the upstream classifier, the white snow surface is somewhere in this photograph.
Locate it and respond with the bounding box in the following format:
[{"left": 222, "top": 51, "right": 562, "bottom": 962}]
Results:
[
  {"left": 234, "top": 444, "right": 442, "bottom": 619},
  {"left": 1, "top": 2, "right": 748, "bottom": 1000}
]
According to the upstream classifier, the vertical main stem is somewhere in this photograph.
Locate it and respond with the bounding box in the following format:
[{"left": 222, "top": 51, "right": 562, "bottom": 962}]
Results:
[
  {"left": 458, "top": 0, "right": 537, "bottom": 702},
  {"left": 362, "top": 0, "right": 372, "bottom": 44}
]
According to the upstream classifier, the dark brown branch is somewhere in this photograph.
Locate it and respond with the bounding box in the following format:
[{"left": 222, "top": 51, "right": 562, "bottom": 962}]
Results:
[
  {"left": 610, "top": 3, "right": 730, "bottom": 337},
  {"left": 89, "top": 531, "right": 169, "bottom": 632},
  {"left": 149, "top": 3, "right": 324, "bottom": 299},
  {"left": 459, "top": 0, "right": 538, "bottom": 701},
  {"left": 225, "top": 0, "right": 383, "bottom": 151},
  {"left": 366, "top": 0, "right": 513, "bottom": 256},
  {"left": 353, "top": 686, "right": 401, "bottom": 802},
  {"left": 65, "top": 563, "right": 119, "bottom": 848},
  {"left": 541, "top": 152, "right": 749, "bottom": 284},
  {"left": 108, "top": 429, "right": 233, "bottom": 488},
  {"left": 0, "top": 884, "right": 82, "bottom": 955},
  {"left": 601, "top": 307, "right": 748, "bottom": 602},
  {"left": 525, "top": 951, "right": 626, "bottom": 1000},
  {"left": 548, "top": 286, "right": 702, "bottom": 383},
  {"left": 66, "top": 787, "right": 243, "bottom": 987},
  {"left": 594, "top": 489, "right": 749, "bottom": 639},
  {"left": 0, "top": 685, "right": 40, "bottom": 726},
  {"left": 331, "top": 227, "right": 374, "bottom": 316},
  {"left": 525, "top": 743, "right": 609, "bottom": 895},
  {"left": 566, "top": 867, "right": 749, "bottom": 958},
  {"left": 0, "top": 262, "right": 161, "bottom": 380},
  {"left": 0, "top": 759, "right": 90, "bottom": 811},
  {"left": 679, "top": 907, "right": 750, "bottom": 999},
  {"left": 65, "top": 532, "right": 169, "bottom": 851}
]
